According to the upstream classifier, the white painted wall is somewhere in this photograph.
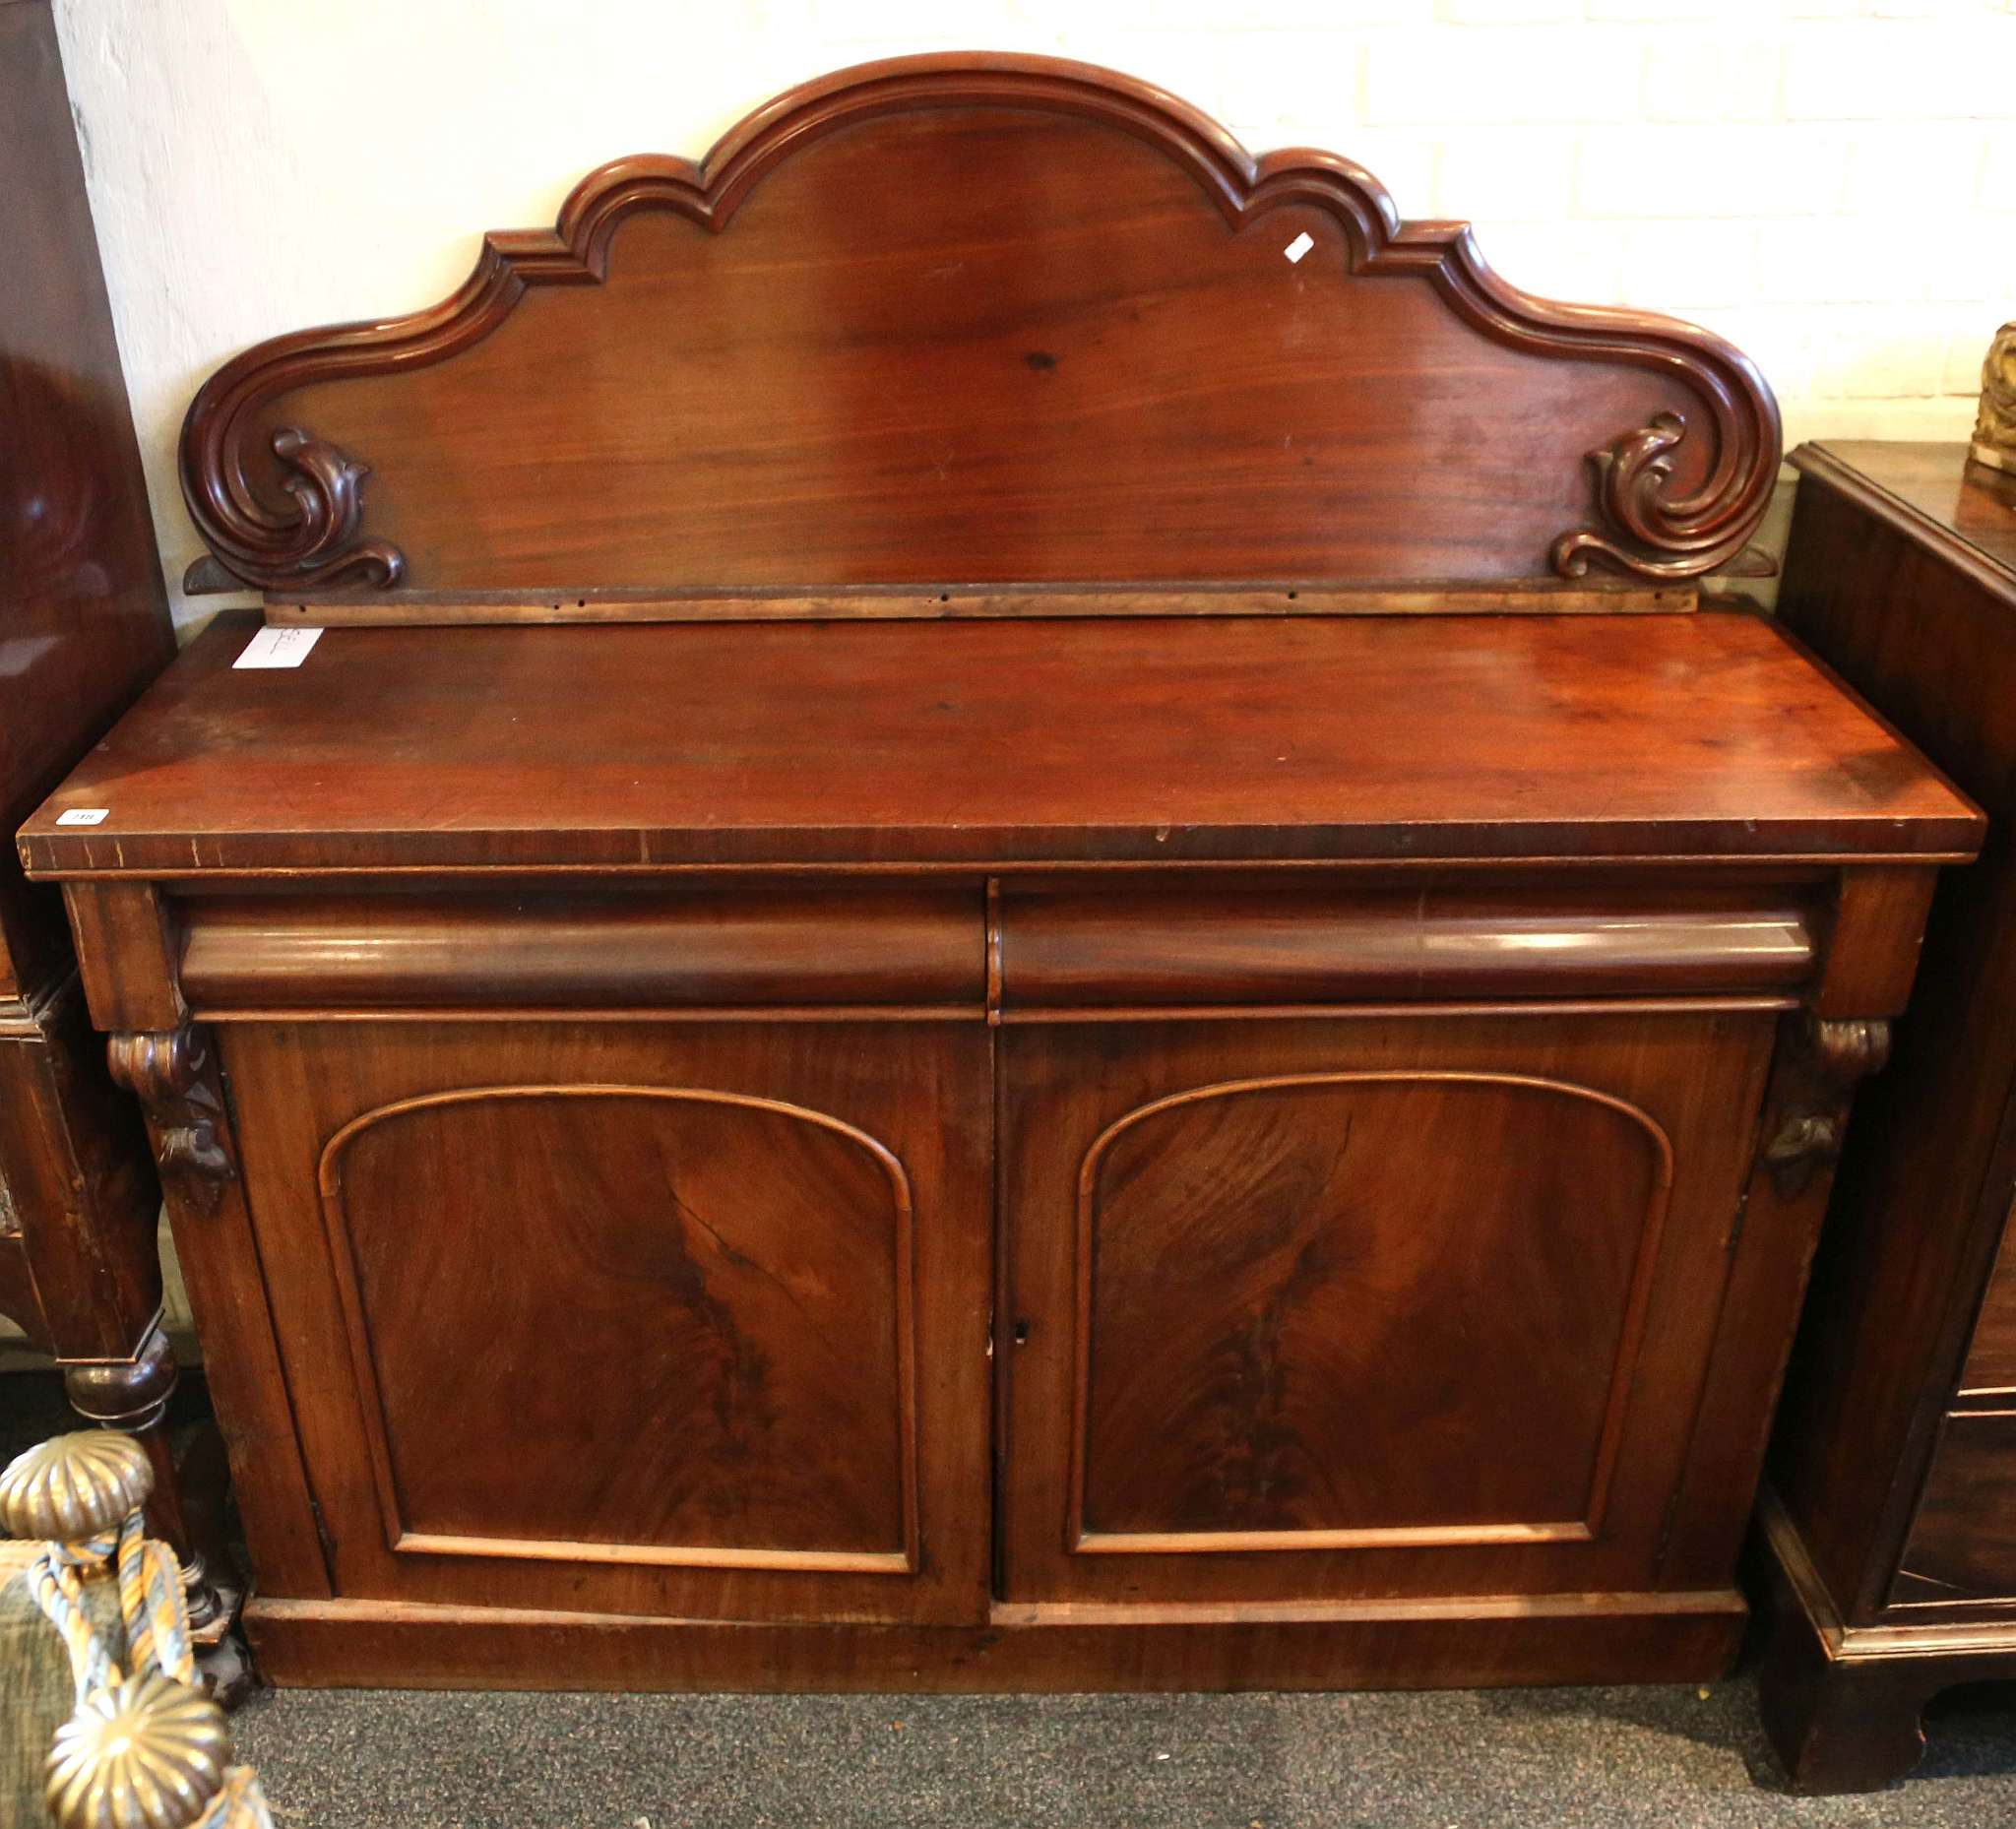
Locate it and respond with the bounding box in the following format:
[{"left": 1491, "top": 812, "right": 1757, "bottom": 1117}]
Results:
[{"left": 49, "top": 0, "right": 2016, "bottom": 628}]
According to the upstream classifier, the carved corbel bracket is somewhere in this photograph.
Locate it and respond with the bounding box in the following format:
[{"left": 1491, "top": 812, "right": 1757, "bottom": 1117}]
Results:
[
  {"left": 1758, "top": 1014, "right": 1892, "bottom": 1200},
  {"left": 1551, "top": 411, "right": 1775, "bottom": 583},
  {"left": 107, "top": 1026, "right": 235, "bottom": 1216},
  {"left": 181, "top": 426, "right": 405, "bottom": 596}
]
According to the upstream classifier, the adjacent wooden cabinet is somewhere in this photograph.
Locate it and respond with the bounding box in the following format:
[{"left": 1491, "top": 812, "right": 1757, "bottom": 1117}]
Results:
[
  {"left": 13, "top": 58, "right": 1984, "bottom": 1693},
  {"left": 0, "top": 0, "right": 231, "bottom": 1645},
  {"left": 1759, "top": 441, "right": 2016, "bottom": 1792}
]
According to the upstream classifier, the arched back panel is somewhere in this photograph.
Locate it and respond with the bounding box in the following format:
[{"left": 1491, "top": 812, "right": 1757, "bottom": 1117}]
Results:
[{"left": 181, "top": 53, "right": 1780, "bottom": 611}]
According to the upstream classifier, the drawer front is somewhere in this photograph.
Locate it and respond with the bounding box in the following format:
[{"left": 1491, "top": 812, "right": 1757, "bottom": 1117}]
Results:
[
  {"left": 1893, "top": 1410, "right": 2016, "bottom": 1606},
  {"left": 998, "top": 1006, "right": 1778, "bottom": 1607},
  {"left": 1958, "top": 1196, "right": 2016, "bottom": 1398},
  {"left": 180, "top": 882, "right": 986, "bottom": 1012},
  {"left": 997, "top": 880, "right": 1818, "bottom": 1009}
]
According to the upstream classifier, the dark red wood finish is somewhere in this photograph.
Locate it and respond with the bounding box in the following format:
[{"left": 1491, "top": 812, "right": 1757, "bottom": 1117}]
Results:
[
  {"left": 16, "top": 64, "right": 1978, "bottom": 1694},
  {"left": 178, "top": 55, "right": 1779, "bottom": 602},
  {"left": 0, "top": 0, "right": 232, "bottom": 1648},
  {"left": 16, "top": 609, "right": 1977, "bottom": 879},
  {"left": 1758, "top": 442, "right": 2016, "bottom": 1793}
]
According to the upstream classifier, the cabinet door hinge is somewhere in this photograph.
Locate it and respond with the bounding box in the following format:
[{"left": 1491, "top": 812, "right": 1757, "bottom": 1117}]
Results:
[{"left": 1727, "top": 1190, "right": 1750, "bottom": 1254}]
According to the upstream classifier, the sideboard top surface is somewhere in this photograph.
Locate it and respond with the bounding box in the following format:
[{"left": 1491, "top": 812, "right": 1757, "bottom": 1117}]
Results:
[
  {"left": 16, "top": 609, "right": 1981, "bottom": 878},
  {"left": 1793, "top": 442, "right": 2016, "bottom": 588}
]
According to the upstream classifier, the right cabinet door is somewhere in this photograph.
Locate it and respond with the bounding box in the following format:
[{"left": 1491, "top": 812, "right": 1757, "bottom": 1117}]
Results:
[{"left": 997, "top": 1010, "right": 1776, "bottom": 1607}]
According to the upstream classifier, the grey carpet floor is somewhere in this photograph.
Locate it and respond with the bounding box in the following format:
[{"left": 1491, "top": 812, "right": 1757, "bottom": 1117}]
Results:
[
  {"left": 9, "top": 1373, "right": 2015, "bottom": 1826},
  {"left": 228, "top": 1677, "right": 2016, "bottom": 1828}
]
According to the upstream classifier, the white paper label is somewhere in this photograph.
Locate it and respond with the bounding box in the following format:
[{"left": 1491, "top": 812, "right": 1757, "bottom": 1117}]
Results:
[
  {"left": 234, "top": 626, "right": 324, "bottom": 669},
  {"left": 56, "top": 808, "right": 109, "bottom": 826},
  {"left": 1284, "top": 232, "right": 1315, "bottom": 264}
]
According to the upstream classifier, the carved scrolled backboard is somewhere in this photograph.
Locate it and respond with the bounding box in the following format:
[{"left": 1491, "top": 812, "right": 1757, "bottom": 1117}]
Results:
[{"left": 180, "top": 53, "right": 1781, "bottom": 619}]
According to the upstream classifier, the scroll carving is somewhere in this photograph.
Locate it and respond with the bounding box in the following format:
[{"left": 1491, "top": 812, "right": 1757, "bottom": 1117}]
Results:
[
  {"left": 1971, "top": 320, "right": 2016, "bottom": 473},
  {"left": 107, "top": 1027, "right": 234, "bottom": 1214},
  {"left": 176, "top": 53, "right": 1781, "bottom": 598},
  {"left": 1758, "top": 1015, "right": 1892, "bottom": 1200},
  {"left": 1552, "top": 412, "right": 1774, "bottom": 583},
  {"left": 181, "top": 427, "right": 405, "bottom": 596}
]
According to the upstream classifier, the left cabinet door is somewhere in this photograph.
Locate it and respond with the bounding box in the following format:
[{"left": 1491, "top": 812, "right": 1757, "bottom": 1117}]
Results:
[{"left": 217, "top": 1018, "right": 993, "bottom": 1625}]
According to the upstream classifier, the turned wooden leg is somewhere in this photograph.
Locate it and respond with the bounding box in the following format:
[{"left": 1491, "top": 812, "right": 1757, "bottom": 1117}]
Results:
[{"left": 60, "top": 1319, "right": 229, "bottom": 1635}]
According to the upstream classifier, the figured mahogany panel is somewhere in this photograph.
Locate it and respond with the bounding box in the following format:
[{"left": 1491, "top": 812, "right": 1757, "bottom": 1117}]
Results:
[
  {"left": 1072, "top": 1073, "right": 1672, "bottom": 1549},
  {"left": 999, "top": 1008, "right": 1778, "bottom": 1608},
  {"left": 180, "top": 54, "right": 1779, "bottom": 600},
  {"left": 320, "top": 1086, "right": 915, "bottom": 1569},
  {"left": 216, "top": 1018, "right": 992, "bottom": 1625},
  {"left": 17, "top": 610, "right": 1982, "bottom": 878}
]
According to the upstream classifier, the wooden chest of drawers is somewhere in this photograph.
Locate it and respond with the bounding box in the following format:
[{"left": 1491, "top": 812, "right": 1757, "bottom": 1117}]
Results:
[{"left": 1760, "top": 441, "right": 2016, "bottom": 1791}]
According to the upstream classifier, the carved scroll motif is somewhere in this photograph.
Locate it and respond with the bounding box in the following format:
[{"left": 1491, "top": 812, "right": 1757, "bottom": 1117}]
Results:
[
  {"left": 107, "top": 1027, "right": 234, "bottom": 1213},
  {"left": 1551, "top": 412, "right": 1772, "bottom": 583},
  {"left": 1758, "top": 1015, "right": 1892, "bottom": 1200},
  {"left": 175, "top": 54, "right": 1783, "bottom": 599},
  {"left": 181, "top": 427, "right": 405, "bottom": 596}
]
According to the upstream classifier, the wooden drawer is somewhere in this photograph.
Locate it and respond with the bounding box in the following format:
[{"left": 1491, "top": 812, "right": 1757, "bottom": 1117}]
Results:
[
  {"left": 1893, "top": 1409, "right": 2016, "bottom": 1605},
  {"left": 996, "top": 880, "right": 1819, "bottom": 1009},
  {"left": 1958, "top": 1194, "right": 2016, "bottom": 1398},
  {"left": 179, "top": 883, "right": 986, "bottom": 1013}
]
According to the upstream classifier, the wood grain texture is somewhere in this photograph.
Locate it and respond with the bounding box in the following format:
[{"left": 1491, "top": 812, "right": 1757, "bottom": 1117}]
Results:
[
  {"left": 16, "top": 610, "right": 1981, "bottom": 878},
  {"left": 178, "top": 53, "right": 1780, "bottom": 599},
  {"left": 216, "top": 1019, "right": 992, "bottom": 1626},
  {"left": 102, "top": 1021, "right": 333, "bottom": 1598},
  {"left": 999, "top": 1008, "right": 1778, "bottom": 1608},
  {"left": 1891, "top": 1410, "right": 2016, "bottom": 1604},
  {"left": 0, "top": 0, "right": 211, "bottom": 1604},
  {"left": 317, "top": 1085, "right": 919, "bottom": 1572},
  {"left": 23, "top": 84, "right": 1972, "bottom": 1696},
  {"left": 179, "top": 884, "right": 986, "bottom": 1012},
  {"left": 241, "top": 1587, "right": 1747, "bottom": 1693},
  {"left": 269, "top": 584, "right": 1700, "bottom": 627},
  {"left": 1068, "top": 1072, "right": 1672, "bottom": 1550},
  {"left": 0, "top": 976, "right": 157, "bottom": 1355},
  {"left": 1958, "top": 1214, "right": 2016, "bottom": 1397},
  {"left": 1752, "top": 1490, "right": 1995, "bottom": 1796},
  {"left": 1757, "top": 443, "right": 2016, "bottom": 1791},
  {"left": 1770, "top": 443, "right": 2016, "bottom": 1623},
  {"left": 0, "top": 1, "right": 174, "bottom": 844},
  {"left": 1000, "top": 881, "right": 1819, "bottom": 1007}
]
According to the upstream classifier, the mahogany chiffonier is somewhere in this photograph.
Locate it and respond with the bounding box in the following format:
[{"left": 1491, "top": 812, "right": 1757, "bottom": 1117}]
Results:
[
  {"left": 15, "top": 56, "right": 1982, "bottom": 1692},
  {"left": 0, "top": 0, "right": 235, "bottom": 1648},
  {"left": 1758, "top": 442, "right": 2016, "bottom": 1791}
]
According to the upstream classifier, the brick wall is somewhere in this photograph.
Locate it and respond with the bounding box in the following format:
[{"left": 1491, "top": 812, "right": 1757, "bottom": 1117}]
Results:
[{"left": 50, "top": 0, "right": 2016, "bottom": 621}]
